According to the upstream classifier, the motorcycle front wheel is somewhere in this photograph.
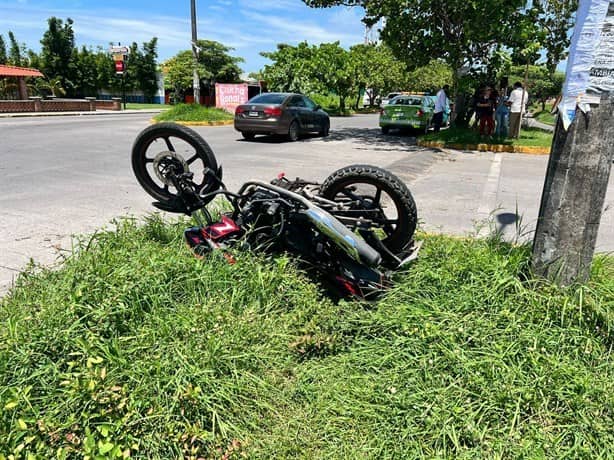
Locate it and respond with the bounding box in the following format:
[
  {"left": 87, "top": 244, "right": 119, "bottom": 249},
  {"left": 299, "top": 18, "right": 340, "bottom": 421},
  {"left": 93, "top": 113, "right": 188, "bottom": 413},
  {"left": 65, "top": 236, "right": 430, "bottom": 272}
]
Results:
[
  {"left": 319, "top": 164, "right": 417, "bottom": 260},
  {"left": 131, "top": 123, "right": 219, "bottom": 204}
]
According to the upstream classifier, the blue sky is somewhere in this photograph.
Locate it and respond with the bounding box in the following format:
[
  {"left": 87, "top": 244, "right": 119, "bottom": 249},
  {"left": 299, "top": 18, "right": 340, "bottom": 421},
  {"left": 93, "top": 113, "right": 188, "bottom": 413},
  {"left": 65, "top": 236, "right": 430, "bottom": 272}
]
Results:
[{"left": 0, "top": 0, "right": 370, "bottom": 73}]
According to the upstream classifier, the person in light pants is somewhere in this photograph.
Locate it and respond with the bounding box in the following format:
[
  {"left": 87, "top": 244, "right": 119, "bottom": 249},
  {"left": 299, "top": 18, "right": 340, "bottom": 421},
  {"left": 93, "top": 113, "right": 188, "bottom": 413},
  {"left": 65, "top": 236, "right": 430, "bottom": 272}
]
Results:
[
  {"left": 507, "top": 82, "right": 529, "bottom": 139},
  {"left": 433, "top": 85, "right": 449, "bottom": 133}
]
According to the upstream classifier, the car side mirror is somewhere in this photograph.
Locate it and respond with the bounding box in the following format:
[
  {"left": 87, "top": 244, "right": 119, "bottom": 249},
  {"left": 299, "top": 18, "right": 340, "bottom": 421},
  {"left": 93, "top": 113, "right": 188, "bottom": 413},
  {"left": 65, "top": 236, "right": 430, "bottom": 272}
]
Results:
[{"left": 314, "top": 105, "right": 321, "bottom": 111}]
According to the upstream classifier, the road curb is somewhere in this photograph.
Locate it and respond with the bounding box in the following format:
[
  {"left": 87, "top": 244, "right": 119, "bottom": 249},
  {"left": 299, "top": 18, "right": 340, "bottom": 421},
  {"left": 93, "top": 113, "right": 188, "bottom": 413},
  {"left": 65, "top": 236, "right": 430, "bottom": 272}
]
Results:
[
  {"left": 417, "top": 139, "right": 550, "bottom": 155},
  {"left": 0, "top": 110, "right": 164, "bottom": 119},
  {"left": 149, "top": 119, "right": 234, "bottom": 126}
]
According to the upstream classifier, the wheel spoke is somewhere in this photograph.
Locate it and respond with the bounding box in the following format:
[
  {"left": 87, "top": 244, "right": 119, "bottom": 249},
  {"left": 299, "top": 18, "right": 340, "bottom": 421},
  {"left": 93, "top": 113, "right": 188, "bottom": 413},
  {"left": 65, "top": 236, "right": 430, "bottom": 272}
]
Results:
[
  {"left": 163, "top": 183, "right": 169, "bottom": 192},
  {"left": 187, "top": 154, "right": 199, "bottom": 165},
  {"left": 373, "top": 188, "right": 382, "bottom": 208},
  {"left": 144, "top": 158, "right": 154, "bottom": 163},
  {"left": 164, "top": 137, "right": 175, "bottom": 152}
]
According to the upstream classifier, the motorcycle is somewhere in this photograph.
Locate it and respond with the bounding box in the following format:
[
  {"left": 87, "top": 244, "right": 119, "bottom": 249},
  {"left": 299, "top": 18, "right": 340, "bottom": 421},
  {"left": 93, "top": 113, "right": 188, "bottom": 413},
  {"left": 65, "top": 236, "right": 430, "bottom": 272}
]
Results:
[{"left": 131, "top": 123, "right": 419, "bottom": 299}]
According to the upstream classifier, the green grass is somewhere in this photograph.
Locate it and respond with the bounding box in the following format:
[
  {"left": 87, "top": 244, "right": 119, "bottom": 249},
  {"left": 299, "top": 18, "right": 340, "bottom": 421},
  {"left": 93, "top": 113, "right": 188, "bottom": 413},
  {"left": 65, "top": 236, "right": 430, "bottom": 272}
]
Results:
[
  {"left": 528, "top": 102, "right": 557, "bottom": 126},
  {"left": 153, "top": 104, "right": 234, "bottom": 123},
  {"left": 423, "top": 126, "right": 553, "bottom": 148},
  {"left": 125, "top": 103, "right": 170, "bottom": 110},
  {"left": 533, "top": 111, "right": 557, "bottom": 126},
  {"left": 1, "top": 216, "right": 614, "bottom": 458}
]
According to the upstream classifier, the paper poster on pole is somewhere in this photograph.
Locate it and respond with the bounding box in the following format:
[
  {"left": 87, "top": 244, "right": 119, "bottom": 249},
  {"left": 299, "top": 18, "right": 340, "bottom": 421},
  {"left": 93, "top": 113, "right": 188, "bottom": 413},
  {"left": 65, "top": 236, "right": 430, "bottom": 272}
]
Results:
[
  {"left": 560, "top": 0, "right": 613, "bottom": 129},
  {"left": 215, "top": 83, "right": 249, "bottom": 112},
  {"left": 587, "top": 2, "right": 614, "bottom": 97}
]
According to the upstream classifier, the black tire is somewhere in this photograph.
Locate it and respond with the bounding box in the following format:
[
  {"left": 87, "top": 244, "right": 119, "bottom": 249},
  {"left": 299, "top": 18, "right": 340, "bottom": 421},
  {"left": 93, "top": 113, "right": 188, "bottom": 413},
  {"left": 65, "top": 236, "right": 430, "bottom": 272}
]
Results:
[
  {"left": 320, "top": 165, "right": 417, "bottom": 256},
  {"left": 131, "top": 122, "right": 218, "bottom": 204},
  {"left": 288, "top": 120, "right": 300, "bottom": 142},
  {"left": 381, "top": 126, "right": 390, "bottom": 134},
  {"left": 320, "top": 120, "right": 330, "bottom": 137},
  {"left": 242, "top": 131, "right": 256, "bottom": 140}
]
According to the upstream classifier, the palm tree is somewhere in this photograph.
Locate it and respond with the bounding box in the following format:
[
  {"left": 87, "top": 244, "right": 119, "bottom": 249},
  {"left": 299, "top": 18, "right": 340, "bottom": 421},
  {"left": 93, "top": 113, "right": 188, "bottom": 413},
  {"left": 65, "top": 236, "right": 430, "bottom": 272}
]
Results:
[
  {"left": 0, "top": 78, "right": 18, "bottom": 99},
  {"left": 37, "top": 77, "right": 66, "bottom": 97}
]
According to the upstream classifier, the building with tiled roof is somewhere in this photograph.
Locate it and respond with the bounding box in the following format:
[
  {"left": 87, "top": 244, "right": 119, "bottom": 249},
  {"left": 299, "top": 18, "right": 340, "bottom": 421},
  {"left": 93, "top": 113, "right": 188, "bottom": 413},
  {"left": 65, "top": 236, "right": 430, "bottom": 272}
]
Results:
[{"left": 0, "top": 64, "right": 44, "bottom": 99}]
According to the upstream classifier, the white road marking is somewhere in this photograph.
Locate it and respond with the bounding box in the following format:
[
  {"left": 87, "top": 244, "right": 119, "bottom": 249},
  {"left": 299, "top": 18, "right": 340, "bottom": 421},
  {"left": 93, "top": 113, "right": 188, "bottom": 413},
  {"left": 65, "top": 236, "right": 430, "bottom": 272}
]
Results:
[{"left": 476, "top": 153, "right": 503, "bottom": 235}]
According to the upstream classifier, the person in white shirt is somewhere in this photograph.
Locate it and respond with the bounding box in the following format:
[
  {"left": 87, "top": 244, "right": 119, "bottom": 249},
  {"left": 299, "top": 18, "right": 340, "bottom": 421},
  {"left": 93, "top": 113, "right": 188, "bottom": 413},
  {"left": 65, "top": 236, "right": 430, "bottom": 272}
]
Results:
[
  {"left": 433, "top": 85, "right": 449, "bottom": 133},
  {"left": 507, "top": 82, "right": 529, "bottom": 138}
]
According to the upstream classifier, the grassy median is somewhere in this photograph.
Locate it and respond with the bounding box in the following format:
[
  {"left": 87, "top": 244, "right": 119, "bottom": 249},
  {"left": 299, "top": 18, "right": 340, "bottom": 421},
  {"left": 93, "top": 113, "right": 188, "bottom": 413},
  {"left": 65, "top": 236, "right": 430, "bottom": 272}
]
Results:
[
  {"left": 153, "top": 104, "right": 234, "bottom": 123},
  {"left": 423, "top": 126, "right": 553, "bottom": 149},
  {"left": 1, "top": 216, "right": 613, "bottom": 458}
]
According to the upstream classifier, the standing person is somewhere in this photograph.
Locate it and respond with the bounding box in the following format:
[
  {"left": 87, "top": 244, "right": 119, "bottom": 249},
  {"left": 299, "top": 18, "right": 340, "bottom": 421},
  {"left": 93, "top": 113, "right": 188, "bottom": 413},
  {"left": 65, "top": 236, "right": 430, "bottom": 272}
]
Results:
[
  {"left": 476, "top": 88, "right": 495, "bottom": 137},
  {"left": 507, "top": 82, "right": 529, "bottom": 139},
  {"left": 470, "top": 86, "right": 483, "bottom": 130},
  {"left": 433, "top": 85, "right": 449, "bottom": 133},
  {"left": 494, "top": 87, "right": 510, "bottom": 138}
]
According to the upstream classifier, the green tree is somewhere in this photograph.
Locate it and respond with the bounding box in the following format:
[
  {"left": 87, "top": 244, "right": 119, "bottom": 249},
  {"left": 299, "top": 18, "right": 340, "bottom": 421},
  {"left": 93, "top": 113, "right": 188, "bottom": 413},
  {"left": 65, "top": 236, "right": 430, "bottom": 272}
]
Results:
[
  {"left": 0, "top": 35, "right": 7, "bottom": 65},
  {"left": 163, "top": 50, "right": 203, "bottom": 100},
  {"left": 136, "top": 38, "right": 159, "bottom": 101},
  {"left": 197, "top": 39, "right": 243, "bottom": 84},
  {"left": 260, "top": 42, "right": 321, "bottom": 94},
  {"left": 312, "top": 42, "right": 355, "bottom": 111},
  {"left": 406, "top": 60, "right": 453, "bottom": 93},
  {"left": 8, "top": 31, "right": 23, "bottom": 66},
  {"left": 303, "top": 0, "right": 524, "bottom": 94},
  {"left": 349, "top": 43, "right": 408, "bottom": 106},
  {"left": 163, "top": 40, "right": 243, "bottom": 100},
  {"left": 26, "top": 49, "right": 41, "bottom": 69},
  {"left": 72, "top": 46, "right": 99, "bottom": 97},
  {"left": 507, "top": 64, "right": 564, "bottom": 111},
  {"left": 40, "top": 17, "right": 76, "bottom": 93},
  {"left": 509, "top": 0, "right": 577, "bottom": 72},
  {"left": 95, "top": 49, "right": 117, "bottom": 93},
  {"left": 37, "top": 76, "right": 66, "bottom": 97}
]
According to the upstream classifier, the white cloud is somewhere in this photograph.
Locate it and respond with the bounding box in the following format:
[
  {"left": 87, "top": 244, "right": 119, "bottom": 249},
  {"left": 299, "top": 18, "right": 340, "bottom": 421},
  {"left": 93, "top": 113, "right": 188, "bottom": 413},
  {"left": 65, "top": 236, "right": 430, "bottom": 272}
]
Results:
[
  {"left": 0, "top": 0, "right": 366, "bottom": 72},
  {"left": 237, "top": 0, "right": 298, "bottom": 11},
  {"left": 241, "top": 10, "right": 362, "bottom": 45}
]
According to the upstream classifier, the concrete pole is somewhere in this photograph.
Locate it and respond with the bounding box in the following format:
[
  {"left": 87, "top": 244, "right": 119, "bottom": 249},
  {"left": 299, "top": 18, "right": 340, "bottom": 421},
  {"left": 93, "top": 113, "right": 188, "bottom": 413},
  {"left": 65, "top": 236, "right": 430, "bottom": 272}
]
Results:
[
  {"left": 531, "top": 94, "right": 614, "bottom": 285},
  {"left": 191, "top": 0, "right": 200, "bottom": 105}
]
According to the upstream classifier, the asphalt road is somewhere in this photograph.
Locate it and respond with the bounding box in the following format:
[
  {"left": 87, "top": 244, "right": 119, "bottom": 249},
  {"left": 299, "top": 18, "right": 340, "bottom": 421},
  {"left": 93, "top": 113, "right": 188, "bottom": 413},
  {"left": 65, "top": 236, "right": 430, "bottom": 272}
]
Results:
[{"left": 1, "top": 113, "right": 612, "bottom": 292}]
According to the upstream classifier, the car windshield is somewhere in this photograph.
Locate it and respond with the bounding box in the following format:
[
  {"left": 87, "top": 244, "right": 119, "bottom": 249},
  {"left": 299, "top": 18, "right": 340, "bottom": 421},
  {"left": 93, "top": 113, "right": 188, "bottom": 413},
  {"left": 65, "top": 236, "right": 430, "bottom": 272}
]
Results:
[
  {"left": 390, "top": 97, "right": 423, "bottom": 106},
  {"left": 248, "top": 94, "right": 287, "bottom": 104}
]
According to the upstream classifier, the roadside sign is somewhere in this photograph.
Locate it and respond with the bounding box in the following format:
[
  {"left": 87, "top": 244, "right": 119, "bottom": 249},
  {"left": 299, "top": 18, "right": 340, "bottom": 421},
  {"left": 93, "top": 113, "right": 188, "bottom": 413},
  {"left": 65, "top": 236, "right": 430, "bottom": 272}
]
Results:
[
  {"left": 109, "top": 45, "right": 130, "bottom": 76},
  {"left": 109, "top": 45, "right": 130, "bottom": 55},
  {"left": 215, "top": 83, "right": 249, "bottom": 112}
]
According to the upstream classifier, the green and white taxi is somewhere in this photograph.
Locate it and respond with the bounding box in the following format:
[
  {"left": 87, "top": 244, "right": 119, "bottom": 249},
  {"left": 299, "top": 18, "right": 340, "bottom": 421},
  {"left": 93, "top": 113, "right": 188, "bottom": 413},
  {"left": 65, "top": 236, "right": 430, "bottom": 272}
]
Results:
[{"left": 379, "top": 94, "right": 448, "bottom": 134}]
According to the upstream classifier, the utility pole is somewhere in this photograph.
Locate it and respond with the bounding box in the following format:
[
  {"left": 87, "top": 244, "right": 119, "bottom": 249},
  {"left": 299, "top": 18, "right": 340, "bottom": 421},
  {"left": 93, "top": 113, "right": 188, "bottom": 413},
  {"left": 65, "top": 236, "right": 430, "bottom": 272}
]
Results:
[
  {"left": 191, "top": 0, "right": 200, "bottom": 104},
  {"left": 531, "top": 0, "right": 614, "bottom": 286},
  {"left": 531, "top": 94, "right": 614, "bottom": 285}
]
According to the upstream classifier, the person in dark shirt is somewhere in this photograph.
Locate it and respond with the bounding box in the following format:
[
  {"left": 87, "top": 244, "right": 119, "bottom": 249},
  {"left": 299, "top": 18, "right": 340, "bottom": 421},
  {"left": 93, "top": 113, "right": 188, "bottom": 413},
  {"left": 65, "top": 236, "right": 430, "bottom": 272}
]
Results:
[{"left": 476, "top": 88, "right": 495, "bottom": 136}]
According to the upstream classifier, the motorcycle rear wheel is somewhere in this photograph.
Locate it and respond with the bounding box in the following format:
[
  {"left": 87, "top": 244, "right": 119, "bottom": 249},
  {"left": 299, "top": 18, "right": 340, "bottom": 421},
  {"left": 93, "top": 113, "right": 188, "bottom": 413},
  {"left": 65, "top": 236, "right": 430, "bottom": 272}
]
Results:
[
  {"left": 319, "top": 164, "right": 417, "bottom": 259},
  {"left": 131, "top": 123, "right": 219, "bottom": 204}
]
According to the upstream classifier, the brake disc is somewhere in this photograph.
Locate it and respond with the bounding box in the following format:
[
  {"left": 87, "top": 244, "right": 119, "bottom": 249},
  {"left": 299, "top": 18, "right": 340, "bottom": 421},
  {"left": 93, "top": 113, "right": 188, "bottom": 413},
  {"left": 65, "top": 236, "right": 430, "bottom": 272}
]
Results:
[{"left": 152, "top": 151, "right": 189, "bottom": 185}]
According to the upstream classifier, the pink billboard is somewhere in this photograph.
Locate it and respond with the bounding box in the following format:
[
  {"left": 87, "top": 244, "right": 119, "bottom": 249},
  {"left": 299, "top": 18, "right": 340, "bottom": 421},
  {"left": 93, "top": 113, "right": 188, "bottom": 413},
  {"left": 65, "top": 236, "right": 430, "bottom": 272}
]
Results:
[{"left": 215, "top": 83, "right": 249, "bottom": 112}]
